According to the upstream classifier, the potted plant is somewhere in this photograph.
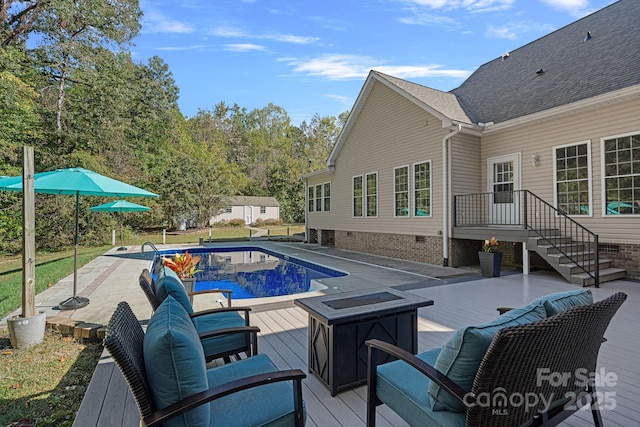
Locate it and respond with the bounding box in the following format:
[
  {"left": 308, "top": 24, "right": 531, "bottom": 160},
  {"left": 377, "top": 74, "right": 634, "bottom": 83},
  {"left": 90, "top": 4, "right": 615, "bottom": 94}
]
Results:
[
  {"left": 162, "top": 251, "right": 202, "bottom": 299},
  {"left": 479, "top": 236, "right": 502, "bottom": 277}
]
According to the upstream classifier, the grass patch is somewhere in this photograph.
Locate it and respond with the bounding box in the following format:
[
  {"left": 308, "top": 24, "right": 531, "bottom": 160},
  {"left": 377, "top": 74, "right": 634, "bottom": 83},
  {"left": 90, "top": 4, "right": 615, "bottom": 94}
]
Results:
[
  {"left": 0, "top": 329, "right": 102, "bottom": 426},
  {"left": 0, "top": 246, "right": 111, "bottom": 318}
]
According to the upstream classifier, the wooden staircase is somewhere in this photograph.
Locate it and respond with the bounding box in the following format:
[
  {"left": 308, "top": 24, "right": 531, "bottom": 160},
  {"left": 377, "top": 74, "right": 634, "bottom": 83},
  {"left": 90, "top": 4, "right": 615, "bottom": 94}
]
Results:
[{"left": 527, "top": 234, "right": 626, "bottom": 286}]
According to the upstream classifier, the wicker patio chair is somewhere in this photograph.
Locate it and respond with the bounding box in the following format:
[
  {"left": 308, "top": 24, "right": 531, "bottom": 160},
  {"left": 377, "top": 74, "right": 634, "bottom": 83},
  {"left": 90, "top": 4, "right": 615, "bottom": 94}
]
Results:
[
  {"left": 105, "top": 300, "right": 306, "bottom": 427},
  {"left": 366, "top": 292, "right": 627, "bottom": 427},
  {"left": 139, "top": 268, "right": 258, "bottom": 363}
]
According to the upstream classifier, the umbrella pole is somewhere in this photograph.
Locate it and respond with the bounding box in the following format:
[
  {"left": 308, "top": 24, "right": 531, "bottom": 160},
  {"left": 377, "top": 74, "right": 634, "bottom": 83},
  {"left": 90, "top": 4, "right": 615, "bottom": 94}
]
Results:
[{"left": 59, "top": 191, "right": 89, "bottom": 310}]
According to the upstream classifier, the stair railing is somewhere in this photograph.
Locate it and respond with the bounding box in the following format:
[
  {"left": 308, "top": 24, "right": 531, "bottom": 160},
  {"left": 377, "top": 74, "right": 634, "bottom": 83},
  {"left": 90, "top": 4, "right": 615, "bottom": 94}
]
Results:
[{"left": 454, "top": 190, "right": 599, "bottom": 287}]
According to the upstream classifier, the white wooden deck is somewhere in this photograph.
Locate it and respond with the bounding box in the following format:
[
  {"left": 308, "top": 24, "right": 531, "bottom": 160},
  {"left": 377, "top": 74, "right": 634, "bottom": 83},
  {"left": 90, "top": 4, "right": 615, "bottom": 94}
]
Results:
[
  {"left": 73, "top": 271, "right": 640, "bottom": 426},
  {"left": 249, "top": 272, "right": 640, "bottom": 427}
]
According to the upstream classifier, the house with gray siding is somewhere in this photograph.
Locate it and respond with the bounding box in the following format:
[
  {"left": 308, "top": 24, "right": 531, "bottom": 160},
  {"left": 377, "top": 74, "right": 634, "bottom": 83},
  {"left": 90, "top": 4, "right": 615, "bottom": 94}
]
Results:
[{"left": 303, "top": 0, "right": 640, "bottom": 284}]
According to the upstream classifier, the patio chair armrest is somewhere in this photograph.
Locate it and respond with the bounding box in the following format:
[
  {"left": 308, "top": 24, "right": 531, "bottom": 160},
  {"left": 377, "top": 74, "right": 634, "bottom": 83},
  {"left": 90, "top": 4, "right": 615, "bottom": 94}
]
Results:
[
  {"left": 191, "top": 306, "right": 252, "bottom": 325},
  {"left": 143, "top": 369, "right": 307, "bottom": 427},
  {"left": 366, "top": 339, "right": 469, "bottom": 406},
  {"left": 198, "top": 325, "right": 260, "bottom": 356},
  {"left": 188, "top": 288, "right": 233, "bottom": 307}
]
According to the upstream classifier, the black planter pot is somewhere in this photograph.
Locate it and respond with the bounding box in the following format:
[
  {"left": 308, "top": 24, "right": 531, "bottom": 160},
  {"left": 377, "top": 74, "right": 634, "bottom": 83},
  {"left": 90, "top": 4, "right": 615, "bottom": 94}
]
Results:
[{"left": 479, "top": 251, "right": 502, "bottom": 277}]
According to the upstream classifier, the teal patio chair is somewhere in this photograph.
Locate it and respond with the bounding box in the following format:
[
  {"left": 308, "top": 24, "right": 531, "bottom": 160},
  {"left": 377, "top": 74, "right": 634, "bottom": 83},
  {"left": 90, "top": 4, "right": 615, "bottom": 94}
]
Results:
[
  {"left": 105, "top": 299, "right": 306, "bottom": 427},
  {"left": 139, "top": 267, "right": 258, "bottom": 363}
]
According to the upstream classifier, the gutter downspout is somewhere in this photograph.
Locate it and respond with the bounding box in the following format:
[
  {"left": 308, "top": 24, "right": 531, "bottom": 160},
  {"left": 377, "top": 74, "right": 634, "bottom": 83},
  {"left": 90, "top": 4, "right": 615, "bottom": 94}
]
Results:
[{"left": 442, "top": 123, "right": 462, "bottom": 267}]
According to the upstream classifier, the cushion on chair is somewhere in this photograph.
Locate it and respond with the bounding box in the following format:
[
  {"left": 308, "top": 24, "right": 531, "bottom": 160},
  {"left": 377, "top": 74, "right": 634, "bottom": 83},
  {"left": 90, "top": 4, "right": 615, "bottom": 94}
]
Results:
[
  {"left": 532, "top": 289, "right": 593, "bottom": 316},
  {"left": 144, "top": 296, "right": 209, "bottom": 427},
  {"left": 377, "top": 348, "right": 465, "bottom": 426},
  {"left": 192, "top": 311, "right": 248, "bottom": 357},
  {"left": 207, "top": 354, "right": 306, "bottom": 427},
  {"left": 156, "top": 267, "right": 194, "bottom": 315},
  {"left": 429, "top": 302, "right": 547, "bottom": 412}
]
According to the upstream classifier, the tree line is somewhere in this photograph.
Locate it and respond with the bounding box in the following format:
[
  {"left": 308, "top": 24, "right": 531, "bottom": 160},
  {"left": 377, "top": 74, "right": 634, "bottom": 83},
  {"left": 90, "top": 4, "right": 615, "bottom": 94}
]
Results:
[{"left": 0, "top": 0, "right": 345, "bottom": 254}]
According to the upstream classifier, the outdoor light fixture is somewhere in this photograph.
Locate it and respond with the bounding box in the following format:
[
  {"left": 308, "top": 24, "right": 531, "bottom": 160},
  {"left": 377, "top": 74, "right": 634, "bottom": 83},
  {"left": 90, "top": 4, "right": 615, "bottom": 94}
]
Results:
[{"left": 531, "top": 153, "right": 540, "bottom": 167}]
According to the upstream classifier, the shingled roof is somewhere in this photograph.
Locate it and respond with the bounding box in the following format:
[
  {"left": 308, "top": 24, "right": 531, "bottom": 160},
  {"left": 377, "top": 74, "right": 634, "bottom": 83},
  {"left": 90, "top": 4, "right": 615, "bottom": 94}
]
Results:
[{"left": 451, "top": 0, "right": 640, "bottom": 124}]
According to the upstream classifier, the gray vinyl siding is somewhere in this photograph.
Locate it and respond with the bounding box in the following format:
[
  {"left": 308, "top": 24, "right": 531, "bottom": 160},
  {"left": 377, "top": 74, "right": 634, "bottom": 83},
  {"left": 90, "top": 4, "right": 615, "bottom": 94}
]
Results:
[
  {"left": 309, "top": 81, "right": 451, "bottom": 236},
  {"left": 481, "top": 96, "right": 640, "bottom": 245}
]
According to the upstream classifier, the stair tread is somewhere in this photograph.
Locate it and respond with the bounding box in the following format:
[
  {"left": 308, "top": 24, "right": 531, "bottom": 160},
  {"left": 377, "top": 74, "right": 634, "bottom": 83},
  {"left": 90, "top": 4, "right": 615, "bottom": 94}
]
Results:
[
  {"left": 571, "top": 267, "right": 626, "bottom": 279},
  {"left": 559, "top": 259, "right": 612, "bottom": 267}
]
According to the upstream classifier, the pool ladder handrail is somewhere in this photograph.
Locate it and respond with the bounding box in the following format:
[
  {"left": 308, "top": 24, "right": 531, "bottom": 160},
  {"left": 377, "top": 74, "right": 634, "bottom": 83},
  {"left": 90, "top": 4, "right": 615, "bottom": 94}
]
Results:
[{"left": 141, "top": 241, "right": 161, "bottom": 255}]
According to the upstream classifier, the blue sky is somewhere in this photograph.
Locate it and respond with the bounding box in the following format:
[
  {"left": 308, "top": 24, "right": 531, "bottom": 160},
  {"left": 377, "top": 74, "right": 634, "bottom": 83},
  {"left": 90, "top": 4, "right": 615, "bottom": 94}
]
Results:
[{"left": 133, "top": 0, "right": 616, "bottom": 125}]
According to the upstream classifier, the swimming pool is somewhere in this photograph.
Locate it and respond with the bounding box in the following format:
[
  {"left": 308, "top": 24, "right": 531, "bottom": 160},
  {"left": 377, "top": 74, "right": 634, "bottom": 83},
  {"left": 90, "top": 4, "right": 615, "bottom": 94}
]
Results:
[{"left": 156, "top": 246, "right": 346, "bottom": 299}]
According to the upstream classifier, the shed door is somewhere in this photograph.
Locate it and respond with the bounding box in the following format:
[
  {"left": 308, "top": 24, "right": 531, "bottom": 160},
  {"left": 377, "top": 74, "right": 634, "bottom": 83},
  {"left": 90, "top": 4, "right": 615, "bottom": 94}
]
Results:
[{"left": 488, "top": 154, "right": 520, "bottom": 225}]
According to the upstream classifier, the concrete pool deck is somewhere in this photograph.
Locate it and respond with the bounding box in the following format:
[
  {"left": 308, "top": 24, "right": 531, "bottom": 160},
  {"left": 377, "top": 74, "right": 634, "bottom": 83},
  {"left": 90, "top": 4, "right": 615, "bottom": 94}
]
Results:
[{"left": 1, "top": 241, "right": 477, "bottom": 328}]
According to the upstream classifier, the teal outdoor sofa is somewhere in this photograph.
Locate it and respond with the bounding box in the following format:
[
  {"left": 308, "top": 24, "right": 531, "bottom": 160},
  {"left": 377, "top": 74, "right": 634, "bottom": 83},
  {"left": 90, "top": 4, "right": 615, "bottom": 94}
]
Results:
[
  {"left": 105, "top": 298, "right": 307, "bottom": 427},
  {"left": 366, "top": 290, "right": 627, "bottom": 427}
]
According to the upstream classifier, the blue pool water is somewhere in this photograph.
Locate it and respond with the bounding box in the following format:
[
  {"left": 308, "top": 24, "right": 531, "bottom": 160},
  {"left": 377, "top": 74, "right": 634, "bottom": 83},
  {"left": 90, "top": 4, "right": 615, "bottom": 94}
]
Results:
[{"left": 156, "top": 247, "right": 346, "bottom": 299}]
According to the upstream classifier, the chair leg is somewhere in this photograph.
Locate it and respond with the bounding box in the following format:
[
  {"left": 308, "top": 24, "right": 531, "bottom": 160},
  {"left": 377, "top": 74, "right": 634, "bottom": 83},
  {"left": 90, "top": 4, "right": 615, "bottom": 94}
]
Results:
[
  {"left": 366, "top": 346, "right": 378, "bottom": 427},
  {"left": 589, "top": 385, "right": 604, "bottom": 427}
]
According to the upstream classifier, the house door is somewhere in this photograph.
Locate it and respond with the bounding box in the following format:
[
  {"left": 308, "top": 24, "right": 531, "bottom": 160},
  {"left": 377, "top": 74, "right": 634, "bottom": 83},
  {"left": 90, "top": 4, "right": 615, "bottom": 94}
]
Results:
[{"left": 488, "top": 154, "right": 521, "bottom": 225}]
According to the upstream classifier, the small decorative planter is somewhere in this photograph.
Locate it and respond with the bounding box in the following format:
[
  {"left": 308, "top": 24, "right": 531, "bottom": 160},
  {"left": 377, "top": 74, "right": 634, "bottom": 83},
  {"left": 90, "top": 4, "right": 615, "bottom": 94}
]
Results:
[
  {"left": 479, "top": 251, "right": 503, "bottom": 277},
  {"left": 7, "top": 311, "right": 46, "bottom": 349},
  {"left": 182, "top": 277, "right": 196, "bottom": 305}
]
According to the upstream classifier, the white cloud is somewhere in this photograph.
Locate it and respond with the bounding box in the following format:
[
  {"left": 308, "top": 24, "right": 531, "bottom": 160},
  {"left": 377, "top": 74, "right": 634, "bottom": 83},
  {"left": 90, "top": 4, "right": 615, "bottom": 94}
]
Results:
[
  {"left": 486, "top": 21, "right": 556, "bottom": 40},
  {"left": 141, "top": 10, "right": 195, "bottom": 34},
  {"left": 210, "top": 26, "right": 318, "bottom": 45},
  {"left": 224, "top": 43, "right": 266, "bottom": 52},
  {"left": 282, "top": 54, "right": 470, "bottom": 80},
  {"left": 155, "top": 45, "right": 207, "bottom": 51},
  {"left": 401, "top": 0, "right": 515, "bottom": 13},
  {"left": 398, "top": 11, "right": 460, "bottom": 26},
  {"left": 539, "top": 0, "right": 597, "bottom": 17}
]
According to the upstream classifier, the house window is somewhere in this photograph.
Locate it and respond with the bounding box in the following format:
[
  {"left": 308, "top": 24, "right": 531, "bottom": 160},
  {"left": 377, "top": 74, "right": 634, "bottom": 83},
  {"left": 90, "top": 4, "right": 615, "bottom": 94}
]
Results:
[
  {"left": 366, "top": 172, "right": 378, "bottom": 217},
  {"left": 225, "top": 206, "right": 232, "bottom": 213},
  {"left": 554, "top": 142, "right": 591, "bottom": 215},
  {"left": 315, "top": 184, "right": 322, "bottom": 212},
  {"left": 394, "top": 166, "right": 409, "bottom": 217},
  {"left": 603, "top": 132, "right": 640, "bottom": 215},
  {"left": 414, "top": 161, "right": 431, "bottom": 216},
  {"left": 323, "top": 182, "right": 331, "bottom": 212},
  {"left": 308, "top": 186, "right": 314, "bottom": 212},
  {"left": 353, "top": 176, "right": 363, "bottom": 217},
  {"left": 260, "top": 206, "right": 266, "bottom": 214}
]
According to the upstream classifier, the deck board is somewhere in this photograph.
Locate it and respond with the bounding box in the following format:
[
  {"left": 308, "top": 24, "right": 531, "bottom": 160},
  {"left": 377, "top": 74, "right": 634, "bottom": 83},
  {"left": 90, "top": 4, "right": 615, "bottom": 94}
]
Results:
[{"left": 74, "top": 272, "right": 640, "bottom": 426}]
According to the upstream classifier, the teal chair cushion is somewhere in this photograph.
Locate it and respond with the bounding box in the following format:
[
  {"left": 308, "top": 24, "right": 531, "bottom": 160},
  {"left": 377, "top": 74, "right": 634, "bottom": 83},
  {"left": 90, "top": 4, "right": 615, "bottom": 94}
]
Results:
[
  {"left": 207, "top": 354, "right": 306, "bottom": 426},
  {"left": 531, "top": 289, "right": 593, "bottom": 316},
  {"left": 156, "top": 267, "right": 194, "bottom": 315},
  {"left": 429, "top": 302, "right": 547, "bottom": 412},
  {"left": 193, "top": 311, "right": 248, "bottom": 357},
  {"left": 377, "top": 348, "right": 465, "bottom": 426},
  {"left": 144, "top": 296, "right": 209, "bottom": 427}
]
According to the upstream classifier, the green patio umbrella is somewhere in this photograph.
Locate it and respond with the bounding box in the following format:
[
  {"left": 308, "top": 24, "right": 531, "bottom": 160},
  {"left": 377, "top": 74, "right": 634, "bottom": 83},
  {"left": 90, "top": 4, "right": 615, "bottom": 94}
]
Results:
[
  {"left": 90, "top": 200, "right": 150, "bottom": 251},
  {"left": 0, "top": 167, "right": 158, "bottom": 310}
]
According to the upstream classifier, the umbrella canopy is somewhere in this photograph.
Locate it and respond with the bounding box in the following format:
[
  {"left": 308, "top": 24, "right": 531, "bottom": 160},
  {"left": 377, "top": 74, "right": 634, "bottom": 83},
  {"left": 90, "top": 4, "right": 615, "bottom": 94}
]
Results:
[
  {"left": 0, "top": 167, "right": 158, "bottom": 197},
  {"left": 0, "top": 167, "right": 158, "bottom": 310},
  {"left": 90, "top": 200, "right": 151, "bottom": 251},
  {"left": 90, "top": 200, "right": 151, "bottom": 213}
]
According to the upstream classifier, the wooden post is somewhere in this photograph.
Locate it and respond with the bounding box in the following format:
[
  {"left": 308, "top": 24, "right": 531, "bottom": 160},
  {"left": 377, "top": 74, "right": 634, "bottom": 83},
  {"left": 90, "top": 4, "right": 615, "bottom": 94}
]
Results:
[{"left": 22, "top": 146, "right": 36, "bottom": 318}]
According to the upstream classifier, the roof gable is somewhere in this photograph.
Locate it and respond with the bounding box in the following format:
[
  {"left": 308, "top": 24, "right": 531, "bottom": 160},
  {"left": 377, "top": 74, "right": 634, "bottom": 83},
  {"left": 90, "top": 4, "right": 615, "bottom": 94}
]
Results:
[
  {"left": 327, "top": 70, "right": 471, "bottom": 166},
  {"left": 230, "top": 196, "right": 279, "bottom": 207},
  {"left": 452, "top": 0, "right": 640, "bottom": 124}
]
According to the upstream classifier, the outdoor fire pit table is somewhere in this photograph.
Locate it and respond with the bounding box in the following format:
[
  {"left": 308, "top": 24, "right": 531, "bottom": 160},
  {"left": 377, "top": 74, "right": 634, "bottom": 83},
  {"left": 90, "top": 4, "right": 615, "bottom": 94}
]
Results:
[{"left": 294, "top": 287, "right": 433, "bottom": 396}]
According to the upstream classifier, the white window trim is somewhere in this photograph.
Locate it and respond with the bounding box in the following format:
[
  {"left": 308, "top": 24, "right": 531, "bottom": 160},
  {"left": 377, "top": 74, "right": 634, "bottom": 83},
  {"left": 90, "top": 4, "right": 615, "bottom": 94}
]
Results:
[
  {"left": 365, "top": 171, "right": 379, "bottom": 218},
  {"left": 413, "top": 160, "right": 433, "bottom": 218},
  {"left": 393, "top": 165, "right": 410, "bottom": 218},
  {"left": 323, "top": 182, "right": 331, "bottom": 212},
  {"left": 552, "top": 140, "right": 593, "bottom": 217},
  {"left": 315, "top": 184, "right": 323, "bottom": 212},
  {"left": 600, "top": 130, "right": 640, "bottom": 217},
  {"left": 308, "top": 185, "right": 314, "bottom": 213},
  {"left": 352, "top": 175, "right": 363, "bottom": 218}
]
